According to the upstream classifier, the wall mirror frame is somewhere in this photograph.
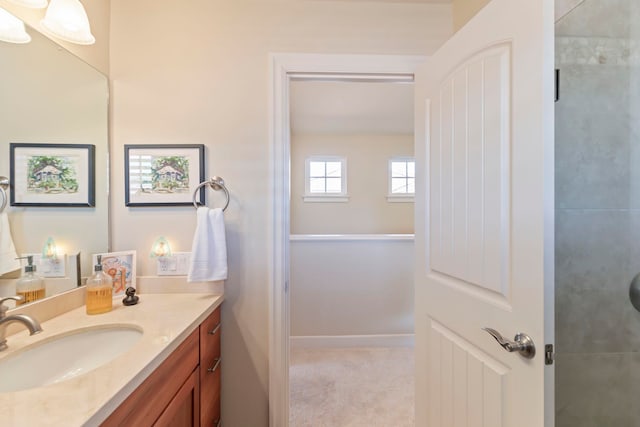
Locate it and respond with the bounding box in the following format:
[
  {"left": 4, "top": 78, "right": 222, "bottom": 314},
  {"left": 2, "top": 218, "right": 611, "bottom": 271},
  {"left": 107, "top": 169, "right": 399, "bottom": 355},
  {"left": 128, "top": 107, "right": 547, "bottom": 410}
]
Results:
[{"left": 0, "top": 12, "right": 109, "bottom": 305}]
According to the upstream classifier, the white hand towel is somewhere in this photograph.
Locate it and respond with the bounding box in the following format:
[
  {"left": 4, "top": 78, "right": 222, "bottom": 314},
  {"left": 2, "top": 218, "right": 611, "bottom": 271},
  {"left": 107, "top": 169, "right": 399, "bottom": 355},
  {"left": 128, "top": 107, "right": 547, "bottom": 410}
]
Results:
[
  {"left": 188, "top": 207, "right": 228, "bottom": 282},
  {"left": 0, "top": 212, "right": 20, "bottom": 276}
]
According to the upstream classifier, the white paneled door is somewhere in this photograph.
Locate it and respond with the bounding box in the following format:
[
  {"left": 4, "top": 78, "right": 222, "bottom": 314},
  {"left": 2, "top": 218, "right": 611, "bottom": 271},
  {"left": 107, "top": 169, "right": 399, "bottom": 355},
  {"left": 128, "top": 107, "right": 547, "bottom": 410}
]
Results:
[{"left": 414, "top": 0, "right": 555, "bottom": 426}]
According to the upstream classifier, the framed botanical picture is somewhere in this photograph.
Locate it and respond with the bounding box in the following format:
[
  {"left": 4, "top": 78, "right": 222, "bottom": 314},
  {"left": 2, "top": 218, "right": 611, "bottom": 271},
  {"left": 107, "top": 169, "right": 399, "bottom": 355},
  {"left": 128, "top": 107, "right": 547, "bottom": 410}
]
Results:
[
  {"left": 92, "top": 250, "right": 136, "bottom": 297},
  {"left": 124, "top": 144, "right": 205, "bottom": 207},
  {"left": 10, "top": 143, "right": 95, "bottom": 207}
]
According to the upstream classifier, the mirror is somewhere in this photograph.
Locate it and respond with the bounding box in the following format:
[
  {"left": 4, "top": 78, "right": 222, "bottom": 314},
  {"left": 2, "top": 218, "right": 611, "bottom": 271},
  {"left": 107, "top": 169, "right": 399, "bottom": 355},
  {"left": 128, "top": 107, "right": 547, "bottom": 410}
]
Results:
[{"left": 0, "top": 18, "right": 109, "bottom": 302}]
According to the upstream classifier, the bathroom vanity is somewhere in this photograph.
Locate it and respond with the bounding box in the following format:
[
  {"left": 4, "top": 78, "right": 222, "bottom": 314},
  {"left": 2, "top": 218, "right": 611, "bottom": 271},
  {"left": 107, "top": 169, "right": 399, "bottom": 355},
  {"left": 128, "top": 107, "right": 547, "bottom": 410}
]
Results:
[
  {"left": 102, "top": 305, "right": 222, "bottom": 426},
  {"left": 0, "top": 292, "right": 223, "bottom": 426}
]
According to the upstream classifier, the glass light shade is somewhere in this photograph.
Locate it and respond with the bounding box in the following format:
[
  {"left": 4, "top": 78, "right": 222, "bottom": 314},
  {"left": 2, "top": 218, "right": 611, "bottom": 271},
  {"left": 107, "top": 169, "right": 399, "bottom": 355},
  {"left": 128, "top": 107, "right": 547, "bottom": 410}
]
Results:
[
  {"left": 40, "top": 0, "right": 94, "bottom": 45},
  {"left": 7, "top": 0, "right": 48, "bottom": 9},
  {"left": 42, "top": 237, "right": 58, "bottom": 259},
  {"left": 150, "top": 237, "right": 172, "bottom": 258},
  {"left": 0, "top": 7, "right": 31, "bottom": 44}
]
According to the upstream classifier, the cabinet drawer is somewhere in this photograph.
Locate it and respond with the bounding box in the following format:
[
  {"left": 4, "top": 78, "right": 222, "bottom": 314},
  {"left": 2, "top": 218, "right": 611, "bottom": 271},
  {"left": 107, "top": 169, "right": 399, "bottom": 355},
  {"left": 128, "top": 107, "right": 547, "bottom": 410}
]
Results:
[
  {"left": 200, "top": 307, "right": 221, "bottom": 365},
  {"left": 210, "top": 397, "right": 221, "bottom": 427},
  {"left": 199, "top": 307, "right": 221, "bottom": 427},
  {"left": 200, "top": 358, "right": 221, "bottom": 427}
]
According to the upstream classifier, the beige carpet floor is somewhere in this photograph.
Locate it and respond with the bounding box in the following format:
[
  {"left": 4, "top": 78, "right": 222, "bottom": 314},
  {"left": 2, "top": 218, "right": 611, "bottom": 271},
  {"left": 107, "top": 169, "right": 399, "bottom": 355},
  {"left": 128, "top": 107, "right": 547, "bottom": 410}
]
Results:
[{"left": 289, "top": 346, "right": 415, "bottom": 427}]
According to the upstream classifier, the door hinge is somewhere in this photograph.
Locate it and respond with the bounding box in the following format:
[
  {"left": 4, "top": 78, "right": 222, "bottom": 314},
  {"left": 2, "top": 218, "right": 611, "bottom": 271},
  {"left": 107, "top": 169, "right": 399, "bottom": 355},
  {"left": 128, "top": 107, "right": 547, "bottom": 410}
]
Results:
[
  {"left": 555, "top": 69, "right": 560, "bottom": 102},
  {"left": 545, "top": 344, "right": 554, "bottom": 365}
]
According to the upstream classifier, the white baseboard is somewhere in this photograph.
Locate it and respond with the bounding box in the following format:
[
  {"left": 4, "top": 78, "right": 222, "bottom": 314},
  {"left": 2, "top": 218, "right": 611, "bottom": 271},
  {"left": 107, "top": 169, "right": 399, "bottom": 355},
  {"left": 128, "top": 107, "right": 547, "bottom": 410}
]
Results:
[{"left": 290, "top": 334, "right": 414, "bottom": 349}]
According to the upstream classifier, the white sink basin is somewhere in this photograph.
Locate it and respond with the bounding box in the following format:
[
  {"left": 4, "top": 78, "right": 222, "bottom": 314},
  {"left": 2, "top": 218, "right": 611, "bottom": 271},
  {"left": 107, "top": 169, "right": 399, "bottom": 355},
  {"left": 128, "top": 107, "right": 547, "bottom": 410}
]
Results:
[{"left": 0, "top": 325, "right": 143, "bottom": 393}]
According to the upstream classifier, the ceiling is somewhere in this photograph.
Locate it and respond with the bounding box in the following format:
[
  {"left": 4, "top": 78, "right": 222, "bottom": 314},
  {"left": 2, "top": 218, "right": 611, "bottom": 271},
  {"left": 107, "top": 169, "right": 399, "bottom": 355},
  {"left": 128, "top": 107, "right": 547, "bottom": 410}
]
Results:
[{"left": 289, "top": 79, "right": 414, "bottom": 134}]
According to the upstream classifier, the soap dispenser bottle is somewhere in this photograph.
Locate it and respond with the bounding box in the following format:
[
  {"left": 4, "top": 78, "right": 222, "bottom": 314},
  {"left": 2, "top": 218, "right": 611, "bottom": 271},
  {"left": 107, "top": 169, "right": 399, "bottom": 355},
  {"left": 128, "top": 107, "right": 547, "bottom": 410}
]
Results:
[
  {"left": 16, "top": 255, "right": 45, "bottom": 305},
  {"left": 86, "top": 255, "right": 113, "bottom": 315}
]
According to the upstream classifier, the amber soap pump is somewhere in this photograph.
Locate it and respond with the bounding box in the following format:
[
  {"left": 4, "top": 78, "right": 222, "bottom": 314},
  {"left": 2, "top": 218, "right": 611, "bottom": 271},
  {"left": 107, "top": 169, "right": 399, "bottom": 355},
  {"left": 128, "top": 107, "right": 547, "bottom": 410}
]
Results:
[
  {"left": 86, "top": 254, "right": 113, "bottom": 315},
  {"left": 15, "top": 255, "right": 45, "bottom": 305}
]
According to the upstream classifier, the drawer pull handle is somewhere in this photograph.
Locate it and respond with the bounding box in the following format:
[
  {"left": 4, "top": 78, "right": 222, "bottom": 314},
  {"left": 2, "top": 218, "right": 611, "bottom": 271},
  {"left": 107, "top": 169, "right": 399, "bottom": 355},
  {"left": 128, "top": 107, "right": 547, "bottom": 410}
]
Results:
[
  {"left": 208, "top": 357, "right": 222, "bottom": 373},
  {"left": 208, "top": 323, "right": 221, "bottom": 335}
]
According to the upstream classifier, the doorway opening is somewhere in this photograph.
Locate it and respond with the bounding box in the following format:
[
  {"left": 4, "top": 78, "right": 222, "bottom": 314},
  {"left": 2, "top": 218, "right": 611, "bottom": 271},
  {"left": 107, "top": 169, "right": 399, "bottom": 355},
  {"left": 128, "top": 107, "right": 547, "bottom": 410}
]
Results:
[
  {"left": 288, "top": 76, "right": 415, "bottom": 426},
  {"left": 269, "top": 53, "right": 426, "bottom": 427}
]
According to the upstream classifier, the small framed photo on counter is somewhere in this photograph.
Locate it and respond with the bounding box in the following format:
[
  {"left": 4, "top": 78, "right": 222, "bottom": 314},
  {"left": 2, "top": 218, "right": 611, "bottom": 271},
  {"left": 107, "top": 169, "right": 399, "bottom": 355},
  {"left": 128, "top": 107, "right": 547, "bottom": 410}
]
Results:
[
  {"left": 92, "top": 250, "right": 136, "bottom": 297},
  {"left": 10, "top": 143, "right": 96, "bottom": 207},
  {"left": 124, "top": 144, "right": 205, "bottom": 207}
]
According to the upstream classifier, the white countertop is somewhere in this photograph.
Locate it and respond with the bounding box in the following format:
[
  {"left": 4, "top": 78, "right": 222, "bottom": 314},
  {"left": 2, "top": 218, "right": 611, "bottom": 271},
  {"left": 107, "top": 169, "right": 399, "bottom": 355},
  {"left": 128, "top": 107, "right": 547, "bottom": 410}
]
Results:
[{"left": 0, "top": 293, "right": 224, "bottom": 426}]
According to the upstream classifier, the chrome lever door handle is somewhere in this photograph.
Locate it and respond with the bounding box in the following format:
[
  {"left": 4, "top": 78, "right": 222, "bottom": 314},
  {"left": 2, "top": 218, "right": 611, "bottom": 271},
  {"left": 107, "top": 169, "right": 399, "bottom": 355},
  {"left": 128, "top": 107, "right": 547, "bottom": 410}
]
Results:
[{"left": 482, "top": 327, "right": 536, "bottom": 359}]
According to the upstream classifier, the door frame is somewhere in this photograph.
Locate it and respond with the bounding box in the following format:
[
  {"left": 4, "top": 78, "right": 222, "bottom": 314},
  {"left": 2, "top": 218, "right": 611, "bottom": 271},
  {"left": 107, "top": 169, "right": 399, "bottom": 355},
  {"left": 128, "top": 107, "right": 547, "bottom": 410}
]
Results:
[{"left": 268, "top": 53, "right": 426, "bottom": 427}]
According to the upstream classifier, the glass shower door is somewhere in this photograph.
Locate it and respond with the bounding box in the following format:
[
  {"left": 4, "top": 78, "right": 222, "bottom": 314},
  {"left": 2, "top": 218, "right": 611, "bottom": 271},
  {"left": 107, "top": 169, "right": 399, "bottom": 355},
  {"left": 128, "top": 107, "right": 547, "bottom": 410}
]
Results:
[{"left": 555, "top": 0, "right": 640, "bottom": 425}]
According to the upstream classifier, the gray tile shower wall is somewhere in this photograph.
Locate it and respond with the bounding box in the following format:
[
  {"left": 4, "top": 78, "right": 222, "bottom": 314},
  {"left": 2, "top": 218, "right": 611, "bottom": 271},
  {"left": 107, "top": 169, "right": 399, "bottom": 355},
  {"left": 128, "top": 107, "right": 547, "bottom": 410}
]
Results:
[
  {"left": 556, "top": 352, "right": 632, "bottom": 426},
  {"left": 555, "top": 65, "right": 630, "bottom": 210},
  {"left": 555, "top": 210, "right": 630, "bottom": 353}
]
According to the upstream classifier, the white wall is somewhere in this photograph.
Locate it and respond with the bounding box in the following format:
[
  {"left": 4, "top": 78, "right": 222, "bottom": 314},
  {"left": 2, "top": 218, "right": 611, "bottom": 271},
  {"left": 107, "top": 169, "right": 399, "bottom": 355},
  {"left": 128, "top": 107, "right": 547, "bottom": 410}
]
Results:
[
  {"left": 291, "top": 133, "right": 414, "bottom": 234},
  {"left": 109, "top": 1, "right": 452, "bottom": 425},
  {"left": 452, "top": 0, "right": 581, "bottom": 32},
  {"left": 290, "top": 236, "right": 414, "bottom": 337},
  {"left": 452, "top": 0, "right": 490, "bottom": 31}
]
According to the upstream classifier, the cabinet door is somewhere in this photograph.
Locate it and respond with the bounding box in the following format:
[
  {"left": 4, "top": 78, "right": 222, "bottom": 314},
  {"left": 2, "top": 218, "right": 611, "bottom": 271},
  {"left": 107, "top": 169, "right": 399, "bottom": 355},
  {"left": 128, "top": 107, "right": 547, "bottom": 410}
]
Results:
[
  {"left": 101, "top": 330, "right": 199, "bottom": 427},
  {"left": 154, "top": 368, "right": 200, "bottom": 427}
]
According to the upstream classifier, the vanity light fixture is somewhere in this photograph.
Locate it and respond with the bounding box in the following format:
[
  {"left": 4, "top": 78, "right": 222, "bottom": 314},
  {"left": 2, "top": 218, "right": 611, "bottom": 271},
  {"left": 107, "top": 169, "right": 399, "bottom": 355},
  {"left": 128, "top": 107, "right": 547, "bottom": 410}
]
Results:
[
  {"left": 150, "top": 236, "right": 172, "bottom": 258},
  {"left": 40, "top": 0, "right": 94, "bottom": 45},
  {"left": 42, "top": 236, "right": 58, "bottom": 260},
  {"left": 0, "top": 7, "right": 31, "bottom": 44},
  {"left": 7, "top": 0, "right": 47, "bottom": 8},
  {"left": 39, "top": 237, "right": 66, "bottom": 277}
]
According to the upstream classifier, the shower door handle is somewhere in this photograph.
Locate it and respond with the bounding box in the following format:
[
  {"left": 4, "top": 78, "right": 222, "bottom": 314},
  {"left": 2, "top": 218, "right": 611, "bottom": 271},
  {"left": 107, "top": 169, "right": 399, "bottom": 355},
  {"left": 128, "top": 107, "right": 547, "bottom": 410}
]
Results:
[{"left": 482, "top": 328, "right": 536, "bottom": 359}]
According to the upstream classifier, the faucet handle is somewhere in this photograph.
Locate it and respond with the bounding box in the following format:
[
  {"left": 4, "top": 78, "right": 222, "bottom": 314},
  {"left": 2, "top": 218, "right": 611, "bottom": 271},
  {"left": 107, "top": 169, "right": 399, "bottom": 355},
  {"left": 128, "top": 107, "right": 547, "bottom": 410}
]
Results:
[{"left": 0, "top": 296, "right": 23, "bottom": 317}]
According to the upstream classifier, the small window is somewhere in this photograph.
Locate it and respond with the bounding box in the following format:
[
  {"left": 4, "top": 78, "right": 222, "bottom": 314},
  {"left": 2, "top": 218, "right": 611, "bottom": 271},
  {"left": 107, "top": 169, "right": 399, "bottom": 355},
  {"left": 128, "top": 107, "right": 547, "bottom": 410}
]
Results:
[
  {"left": 388, "top": 158, "right": 415, "bottom": 202},
  {"left": 304, "top": 156, "right": 348, "bottom": 202}
]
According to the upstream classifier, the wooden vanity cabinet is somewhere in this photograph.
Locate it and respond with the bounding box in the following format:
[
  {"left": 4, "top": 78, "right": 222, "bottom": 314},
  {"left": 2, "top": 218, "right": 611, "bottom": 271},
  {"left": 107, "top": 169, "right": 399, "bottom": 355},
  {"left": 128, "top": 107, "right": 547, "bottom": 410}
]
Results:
[{"left": 101, "top": 306, "right": 221, "bottom": 427}]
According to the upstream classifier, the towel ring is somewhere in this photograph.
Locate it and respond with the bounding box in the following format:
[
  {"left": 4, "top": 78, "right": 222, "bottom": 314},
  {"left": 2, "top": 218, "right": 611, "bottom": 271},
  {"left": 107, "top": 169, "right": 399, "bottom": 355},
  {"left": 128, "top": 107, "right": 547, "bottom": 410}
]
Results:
[
  {"left": 192, "top": 176, "right": 230, "bottom": 211},
  {"left": 0, "top": 176, "right": 8, "bottom": 213}
]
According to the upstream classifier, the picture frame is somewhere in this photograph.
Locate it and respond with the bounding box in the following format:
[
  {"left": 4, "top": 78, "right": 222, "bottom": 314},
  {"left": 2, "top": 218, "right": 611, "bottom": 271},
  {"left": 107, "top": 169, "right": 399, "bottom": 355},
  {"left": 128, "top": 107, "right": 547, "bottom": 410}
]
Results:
[
  {"left": 10, "top": 143, "right": 95, "bottom": 207},
  {"left": 124, "top": 144, "right": 205, "bottom": 207},
  {"left": 92, "top": 250, "right": 136, "bottom": 297}
]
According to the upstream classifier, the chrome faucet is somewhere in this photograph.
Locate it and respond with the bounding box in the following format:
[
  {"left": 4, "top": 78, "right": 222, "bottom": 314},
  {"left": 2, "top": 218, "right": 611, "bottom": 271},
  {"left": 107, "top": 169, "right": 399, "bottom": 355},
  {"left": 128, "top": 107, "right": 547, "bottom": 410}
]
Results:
[{"left": 0, "top": 296, "right": 43, "bottom": 351}]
